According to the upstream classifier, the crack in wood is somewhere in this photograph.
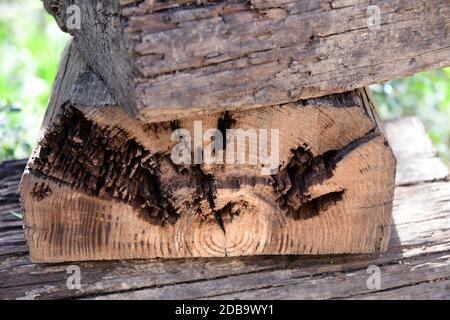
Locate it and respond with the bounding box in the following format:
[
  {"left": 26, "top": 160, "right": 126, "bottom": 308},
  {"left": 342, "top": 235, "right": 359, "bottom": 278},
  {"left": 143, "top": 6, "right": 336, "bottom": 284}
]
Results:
[
  {"left": 29, "top": 107, "right": 179, "bottom": 225},
  {"left": 272, "top": 129, "right": 380, "bottom": 220}
]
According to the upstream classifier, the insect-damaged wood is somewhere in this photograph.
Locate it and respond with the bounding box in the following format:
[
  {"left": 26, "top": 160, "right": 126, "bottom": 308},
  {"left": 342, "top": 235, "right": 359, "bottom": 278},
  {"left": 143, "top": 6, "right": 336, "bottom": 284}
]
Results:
[
  {"left": 19, "top": 41, "right": 396, "bottom": 262},
  {"left": 43, "top": 0, "right": 450, "bottom": 122}
]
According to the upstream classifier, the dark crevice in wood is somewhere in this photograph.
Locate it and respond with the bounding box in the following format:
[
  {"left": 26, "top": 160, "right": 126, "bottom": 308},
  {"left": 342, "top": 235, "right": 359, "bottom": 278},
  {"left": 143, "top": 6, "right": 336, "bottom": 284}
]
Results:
[
  {"left": 28, "top": 107, "right": 179, "bottom": 226},
  {"left": 217, "top": 111, "right": 236, "bottom": 149},
  {"left": 122, "top": 0, "right": 249, "bottom": 16},
  {"left": 214, "top": 210, "right": 225, "bottom": 233},
  {"left": 273, "top": 146, "right": 340, "bottom": 220},
  {"left": 374, "top": 224, "right": 387, "bottom": 253},
  {"left": 331, "top": 276, "right": 450, "bottom": 300},
  {"left": 308, "top": 89, "right": 364, "bottom": 109},
  {"left": 191, "top": 165, "right": 223, "bottom": 230},
  {"left": 295, "top": 191, "right": 345, "bottom": 220},
  {"left": 272, "top": 129, "right": 380, "bottom": 220},
  {"left": 141, "top": 120, "right": 180, "bottom": 135},
  {"left": 396, "top": 176, "right": 449, "bottom": 187},
  {"left": 134, "top": 46, "right": 276, "bottom": 80},
  {"left": 190, "top": 165, "right": 254, "bottom": 233},
  {"left": 30, "top": 183, "right": 53, "bottom": 202},
  {"left": 216, "top": 200, "right": 253, "bottom": 226}
]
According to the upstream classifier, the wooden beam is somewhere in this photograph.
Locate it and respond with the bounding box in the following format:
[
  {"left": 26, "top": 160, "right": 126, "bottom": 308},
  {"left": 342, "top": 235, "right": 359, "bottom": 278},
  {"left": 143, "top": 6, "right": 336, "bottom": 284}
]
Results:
[
  {"left": 19, "top": 41, "right": 396, "bottom": 262},
  {"left": 44, "top": 0, "right": 450, "bottom": 122},
  {"left": 1, "top": 117, "right": 448, "bottom": 299}
]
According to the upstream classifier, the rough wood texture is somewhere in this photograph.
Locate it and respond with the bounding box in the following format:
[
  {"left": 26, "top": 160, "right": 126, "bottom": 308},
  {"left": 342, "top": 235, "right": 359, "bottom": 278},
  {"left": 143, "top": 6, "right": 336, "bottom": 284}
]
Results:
[
  {"left": 43, "top": 0, "right": 450, "bottom": 122},
  {"left": 1, "top": 117, "right": 448, "bottom": 299},
  {"left": 19, "top": 41, "right": 395, "bottom": 262}
]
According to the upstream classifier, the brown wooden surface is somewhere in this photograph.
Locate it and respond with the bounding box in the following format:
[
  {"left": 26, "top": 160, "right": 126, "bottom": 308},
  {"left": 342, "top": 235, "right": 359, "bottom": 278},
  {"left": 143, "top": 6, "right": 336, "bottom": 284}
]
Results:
[
  {"left": 21, "top": 41, "right": 396, "bottom": 262},
  {"left": 44, "top": 0, "right": 450, "bottom": 122},
  {"left": 0, "top": 116, "right": 449, "bottom": 300}
]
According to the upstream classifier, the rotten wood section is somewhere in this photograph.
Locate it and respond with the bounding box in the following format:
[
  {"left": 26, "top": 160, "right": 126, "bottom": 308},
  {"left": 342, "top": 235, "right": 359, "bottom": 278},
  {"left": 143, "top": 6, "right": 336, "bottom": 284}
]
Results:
[
  {"left": 43, "top": 0, "right": 450, "bottom": 122},
  {"left": 19, "top": 41, "right": 395, "bottom": 262},
  {"left": 0, "top": 117, "right": 448, "bottom": 299}
]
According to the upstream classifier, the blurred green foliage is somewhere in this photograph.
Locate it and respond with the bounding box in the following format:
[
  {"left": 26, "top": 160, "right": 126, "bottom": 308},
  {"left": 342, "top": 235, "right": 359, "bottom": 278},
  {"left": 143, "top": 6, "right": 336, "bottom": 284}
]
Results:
[
  {"left": 0, "top": 0, "right": 69, "bottom": 161},
  {"left": 371, "top": 68, "right": 450, "bottom": 163},
  {"left": 0, "top": 0, "right": 449, "bottom": 165}
]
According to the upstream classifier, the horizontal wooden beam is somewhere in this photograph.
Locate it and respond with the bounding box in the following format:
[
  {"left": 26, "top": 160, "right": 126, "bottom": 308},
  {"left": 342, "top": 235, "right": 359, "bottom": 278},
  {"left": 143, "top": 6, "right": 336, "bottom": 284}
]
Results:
[
  {"left": 19, "top": 41, "right": 396, "bottom": 262},
  {"left": 1, "top": 117, "right": 449, "bottom": 299},
  {"left": 46, "top": 0, "right": 450, "bottom": 122}
]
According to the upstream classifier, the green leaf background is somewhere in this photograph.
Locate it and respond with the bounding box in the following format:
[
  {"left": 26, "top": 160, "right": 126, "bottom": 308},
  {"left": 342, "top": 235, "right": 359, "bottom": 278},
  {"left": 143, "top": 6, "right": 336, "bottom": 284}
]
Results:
[{"left": 0, "top": 0, "right": 69, "bottom": 161}]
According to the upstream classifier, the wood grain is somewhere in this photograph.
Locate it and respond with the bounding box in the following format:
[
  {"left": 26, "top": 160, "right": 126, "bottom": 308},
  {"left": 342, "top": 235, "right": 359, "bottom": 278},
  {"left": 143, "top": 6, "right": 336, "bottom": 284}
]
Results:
[
  {"left": 0, "top": 117, "right": 448, "bottom": 299},
  {"left": 19, "top": 41, "right": 396, "bottom": 262},
  {"left": 44, "top": 0, "right": 450, "bottom": 122}
]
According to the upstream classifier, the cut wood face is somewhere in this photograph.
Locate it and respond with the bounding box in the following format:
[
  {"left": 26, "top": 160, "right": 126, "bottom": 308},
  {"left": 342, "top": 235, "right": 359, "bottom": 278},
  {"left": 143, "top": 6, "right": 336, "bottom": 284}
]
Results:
[
  {"left": 43, "top": 0, "right": 450, "bottom": 122},
  {"left": 20, "top": 42, "right": 396, "bottom": 262}
]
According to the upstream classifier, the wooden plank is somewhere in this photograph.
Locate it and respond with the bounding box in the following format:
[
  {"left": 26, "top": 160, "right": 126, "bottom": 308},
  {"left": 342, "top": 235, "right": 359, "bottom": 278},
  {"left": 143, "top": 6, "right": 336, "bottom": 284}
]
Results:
[
  {"left": 1, "top": 181, "right": 449, "bottom": 299},
  {"left": 44, "top": 0, "right": 450, "bottom": 122},
  {"left": 20, "top": 41, "right": 397, "bottom": 261},
  {"left": 92, "top": 251, "right": 450, "bottom": 300},
  {"left": 0, "top": 160, "right": 28, "bottom": 258},
  {"left": 354, "top": 280, "right": 450, "bottom": 300},
  {"left": 0, "top": 117, "right": 449, "bottom": 299},
  {"left": 384, "top": 117, "right": 449, "bottom": 186}
]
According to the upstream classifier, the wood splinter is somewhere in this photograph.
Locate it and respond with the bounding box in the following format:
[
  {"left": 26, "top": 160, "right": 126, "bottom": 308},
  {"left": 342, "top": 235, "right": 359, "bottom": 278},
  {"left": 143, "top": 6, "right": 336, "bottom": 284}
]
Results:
[{"left": 20, "top": 42, "right": 396, "bottom": 262}]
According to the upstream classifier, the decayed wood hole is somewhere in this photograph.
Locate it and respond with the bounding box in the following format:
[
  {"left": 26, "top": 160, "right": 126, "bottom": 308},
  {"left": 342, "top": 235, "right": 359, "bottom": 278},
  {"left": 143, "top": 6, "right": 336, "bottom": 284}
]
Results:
[
  {"left": 30, "top": 108, "right": 180, "bottom": 225},
  {"left": 30, "top": 183, "right": 53, "bottom": 202}
]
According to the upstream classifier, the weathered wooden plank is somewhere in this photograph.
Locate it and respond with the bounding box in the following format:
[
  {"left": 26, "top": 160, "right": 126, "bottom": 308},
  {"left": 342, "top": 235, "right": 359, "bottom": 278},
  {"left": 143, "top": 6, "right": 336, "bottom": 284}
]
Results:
[
  {"left": 1, "top": 157, "right": 449, "bottom": 299},
  {"left": 44, "top": 0, "right": 450, "bottom": 122},
  {"left": 0, "top": 159, "right": 27, "bottom": 258},
  {"left": 2, "top": 175, "right": 450, "bottom": 300},
  {"left": 1, "top": 116, "right": 449, "bottom": 299},
  {"left": 384, "top": 117, "right": 449, "bottom": 186},
  {"left": 92, "top": 251, "right": 450, "bottom": 300},
  {"left": 354, "top": 280, "right": 450, "bottom": 300}
]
